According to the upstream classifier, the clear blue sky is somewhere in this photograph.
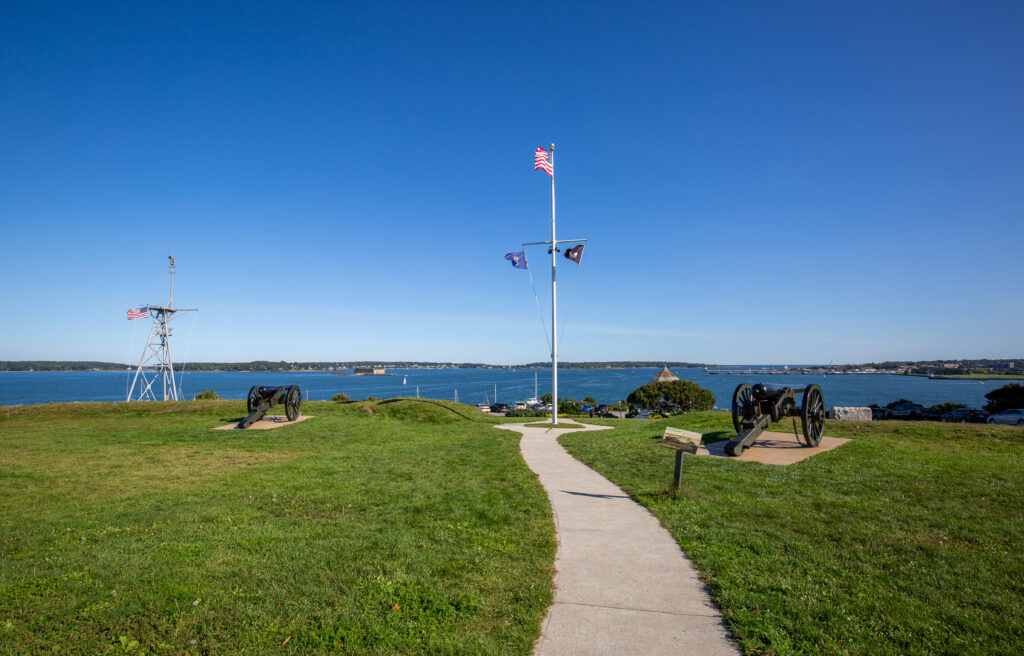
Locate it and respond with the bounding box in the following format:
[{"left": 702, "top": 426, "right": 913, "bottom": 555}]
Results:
[{"left": 2, "top": 1, "right": 1021, "bottom": 365}]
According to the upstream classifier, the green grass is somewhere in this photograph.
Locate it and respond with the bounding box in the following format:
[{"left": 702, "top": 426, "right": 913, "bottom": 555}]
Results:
[
  {"left": 559, "top": 412, "right": 1024, "bottom": 655},
  {"left": 0, "top": 399, "right": 554, "bottom": 655}
]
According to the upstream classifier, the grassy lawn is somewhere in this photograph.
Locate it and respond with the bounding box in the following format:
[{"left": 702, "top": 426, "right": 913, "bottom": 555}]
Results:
[
  {"left": 560, "top": 412, "right": 1024, "bottom": 655},
  {"left": 0, "top": 399, "right": 554, "bottom": 655}
]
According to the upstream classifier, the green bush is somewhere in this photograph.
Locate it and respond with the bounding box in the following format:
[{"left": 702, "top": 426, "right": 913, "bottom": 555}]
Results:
[
  {"left": 984, "top": 383, "right": 1024, "bottom": 413},
  {"left": 193, "top": 389, "right": 219, "bottom": 400},
  {"left": 505, "top": 408, "right": 547, "bottom": 418},
  {"left": 626, "top": 380, "right": 715, "bottom": 416},
  {"left": 332, "top": 392, "right": 351, "bottom": 402},
  {"left": 931, "top": 402, "right": 966, "bottom": 415}
]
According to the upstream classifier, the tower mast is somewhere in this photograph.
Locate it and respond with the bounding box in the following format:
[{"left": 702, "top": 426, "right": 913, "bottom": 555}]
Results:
[
  {"left": 127, "top": 255, "right": 197, "bottom": 402},
  {"left": 522, "top": 144, "right": 587, "bottom": 425}
]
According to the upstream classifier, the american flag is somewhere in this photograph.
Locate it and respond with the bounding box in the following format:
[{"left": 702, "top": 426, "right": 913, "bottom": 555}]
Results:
[
  {"left": 534, "top": 147, "right": 553, "bottom": 177},
  {"left": 127, "top": 307, "right": 148, "bottom": 320}
]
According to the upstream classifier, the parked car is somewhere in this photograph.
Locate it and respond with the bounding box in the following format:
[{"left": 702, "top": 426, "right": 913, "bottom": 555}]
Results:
[
  {"left": 581, "top": 404, "right": 593, "bottom": 413},
  {"left": 871, "top": 407, "right": 888, "bottom": 420},
  {"left": 514, "top": 401, "right": 528, "bottom": 410},
  {"left": 475, "top": 403, "right": 491, "bottom": 412},
  {"left": 490, "top": 403, "right": 511, "bottom": 413},
  {"left": 941, "top": 408, "right": 990, "bottom": 423},
  {"left": 987, "top": 408, "right": 1024, "bottom": 425},
  {"left": 886, "top": 402, "right": 924, "bottom": 419},
  {"left": 920, "top": 407, "right": 942, "bottom": 421}
]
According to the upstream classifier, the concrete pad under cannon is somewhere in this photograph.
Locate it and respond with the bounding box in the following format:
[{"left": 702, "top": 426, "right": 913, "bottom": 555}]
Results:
[
  {"left": 698, "top": 431, "right": 850, "bottom": 465},
  {"left": 497, "top": 422, "right": 737, "bottom": 656},
  {"left": 214, "top": 415, "right": 315, "bottom": 430}
]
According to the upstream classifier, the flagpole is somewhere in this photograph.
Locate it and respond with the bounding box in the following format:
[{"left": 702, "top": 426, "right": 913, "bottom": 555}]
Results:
[{"left": 550, "top": 143, "right": 558, "bottom": 425}]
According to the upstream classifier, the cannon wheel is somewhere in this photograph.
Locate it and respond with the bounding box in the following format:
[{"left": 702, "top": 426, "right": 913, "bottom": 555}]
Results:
[
  {"left": 285, "top": 385, "right": 302, "bottom": 421},
  {"left": 801, "top": 384, "right": 825, "bottom": 447},
  {"left": 246, "top": 386, "right": 261, "bottom": 414},
  {"left": 731, "top": 383, "right": 752, "bottom": 432}
]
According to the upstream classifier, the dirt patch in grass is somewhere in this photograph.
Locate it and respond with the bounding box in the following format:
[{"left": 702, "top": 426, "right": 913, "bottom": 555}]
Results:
[{"left": 0, "top": 446, "right": 294, "bottom": 502}]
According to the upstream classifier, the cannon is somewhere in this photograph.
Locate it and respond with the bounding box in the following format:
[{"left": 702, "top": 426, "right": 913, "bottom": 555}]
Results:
[
  {"left": 725, "top": 383, "right": 825, "bottom": 456},
  {"left": 237, "top": 385, "right": 302, "bottom": 429}
]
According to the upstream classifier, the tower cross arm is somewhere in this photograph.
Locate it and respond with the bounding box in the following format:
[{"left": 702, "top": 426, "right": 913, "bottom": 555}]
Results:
[{"left": 521, "top": 238, "right": 588, "bottom": 246}]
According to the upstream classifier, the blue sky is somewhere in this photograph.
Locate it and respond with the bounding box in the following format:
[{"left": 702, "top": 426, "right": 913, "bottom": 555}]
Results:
[{"left": 1, "top": 1, "right": 1022, "bottom": 365}]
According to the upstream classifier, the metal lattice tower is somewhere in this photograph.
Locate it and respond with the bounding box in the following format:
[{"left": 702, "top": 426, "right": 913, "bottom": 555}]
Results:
[{"left": 127, "top": 255, "right": 197, "bottom": 401}]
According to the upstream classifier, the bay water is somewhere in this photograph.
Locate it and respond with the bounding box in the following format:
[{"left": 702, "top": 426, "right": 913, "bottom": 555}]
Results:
[{"left": 0, "top": 368, "right": 1009, "bottom": 410}]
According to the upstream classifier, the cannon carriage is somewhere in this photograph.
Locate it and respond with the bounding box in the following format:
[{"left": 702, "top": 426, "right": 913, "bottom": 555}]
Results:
[
  {"left": 237, "top": 385, "right": 302, "bottom": 429},
  {"left": 725, "top": 382, "right": 825, "bottom": 456}
]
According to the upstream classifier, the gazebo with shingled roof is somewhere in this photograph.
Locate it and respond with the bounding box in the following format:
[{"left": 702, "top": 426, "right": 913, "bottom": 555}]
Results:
[{"left": 649, "top": 367, "right": 679, "bottom": 384}]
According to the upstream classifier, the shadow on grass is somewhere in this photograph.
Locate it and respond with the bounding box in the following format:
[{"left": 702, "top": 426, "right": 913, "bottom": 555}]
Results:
[{"left": 559, "top": 490, "right": 631, "bottom": 499}]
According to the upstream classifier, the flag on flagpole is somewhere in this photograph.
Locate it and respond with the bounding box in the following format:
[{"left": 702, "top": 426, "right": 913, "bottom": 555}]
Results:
[
  {"left": 534, "top": 147, "right": 553, "bottom": 177},
  {"left": 564, "top": 244, "right": 584, "bottom": 265},
  {"left": 127, "top": 307, "right": 148, "bottom": 319},
  {"left": 504, "top": 251, "right": 528, "bottom": 269}
]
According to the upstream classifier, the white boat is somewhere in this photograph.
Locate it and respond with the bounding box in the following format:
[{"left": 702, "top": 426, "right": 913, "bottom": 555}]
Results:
[{"left": 525, "top": 371, "right": 540, "bottom": 406}]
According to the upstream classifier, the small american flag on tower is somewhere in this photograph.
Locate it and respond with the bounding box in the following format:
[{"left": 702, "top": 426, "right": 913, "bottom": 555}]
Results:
[
  {"left": 534, "top": 147, "right": 553, "bottom": 177},
  {"left": 127, "top": 307, "right": 148, "bottom": 320}
]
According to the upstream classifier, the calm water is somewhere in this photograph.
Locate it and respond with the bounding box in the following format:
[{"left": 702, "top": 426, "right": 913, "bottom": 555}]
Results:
[{"left": 0, "top": 368, "right": 1009, "bottom": 410}]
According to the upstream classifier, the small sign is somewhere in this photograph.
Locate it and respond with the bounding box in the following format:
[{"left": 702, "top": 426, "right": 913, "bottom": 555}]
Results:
[{"left": 661, "top": 427, "right": 701, "bottom": 454}]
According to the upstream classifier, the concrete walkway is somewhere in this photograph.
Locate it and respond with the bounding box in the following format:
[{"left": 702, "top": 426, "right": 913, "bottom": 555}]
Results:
[{"left": 497, "top": 423, "right": 737, "bottom": 656}]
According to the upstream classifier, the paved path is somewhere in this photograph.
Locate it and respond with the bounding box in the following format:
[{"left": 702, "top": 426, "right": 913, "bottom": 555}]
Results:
[{"left": 497, "top": 423, "right": 737, "bottom": 656}]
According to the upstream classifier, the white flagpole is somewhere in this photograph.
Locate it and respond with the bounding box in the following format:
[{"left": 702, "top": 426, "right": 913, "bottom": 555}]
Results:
[{"left": 550, "top": 144, "right": 558, "bottom": 425}]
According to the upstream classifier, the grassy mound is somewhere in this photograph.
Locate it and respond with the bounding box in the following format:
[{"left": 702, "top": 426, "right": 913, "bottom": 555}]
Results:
[
  {"left": 560, "top": 413, "right": 1024, "bottom": 655},
  {"left": 0, "top": 399, "right": 554, "bottom": 654}
]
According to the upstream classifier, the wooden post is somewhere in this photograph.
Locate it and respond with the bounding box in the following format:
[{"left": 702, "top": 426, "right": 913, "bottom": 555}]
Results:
[{"left": 661, "top": 427, "right": 702, "bottom": 490}]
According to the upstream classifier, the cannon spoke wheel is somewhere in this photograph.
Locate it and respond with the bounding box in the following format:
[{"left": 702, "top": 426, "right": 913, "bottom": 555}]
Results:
[
  {"left": 801, "top": 384, "right": 825, "bottom": 447},
  {"left": 731, "top": 383, "right": 752, "bottom": 433},
  {"left": 246, "top": 386, "right": 261, "bottom": 414},
  {"left": 285, "top": 386, "right": 302, "bottom": 421}
]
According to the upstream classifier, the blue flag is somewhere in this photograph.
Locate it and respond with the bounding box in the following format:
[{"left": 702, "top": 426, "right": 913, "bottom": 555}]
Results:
[{"left": 504, "top": 251, "right": 528, "bottom": 269}]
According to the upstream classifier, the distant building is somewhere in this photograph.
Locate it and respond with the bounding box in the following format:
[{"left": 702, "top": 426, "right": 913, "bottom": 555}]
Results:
[
  {"left": 649, "top": 367, "right": 679, "bottom": 383},
  {"left": 354, "top": 367, "right": 386, "bottom": 375}
]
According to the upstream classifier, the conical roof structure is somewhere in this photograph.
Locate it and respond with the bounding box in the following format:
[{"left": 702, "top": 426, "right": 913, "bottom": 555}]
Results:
[{"left": 649, "top": 367, "right": 679, "bottom": 383}]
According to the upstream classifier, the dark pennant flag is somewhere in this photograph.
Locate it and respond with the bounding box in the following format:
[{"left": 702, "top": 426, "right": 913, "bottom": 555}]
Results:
[{"left": 564, "top": 244, "right": 584, "bottom": 265}]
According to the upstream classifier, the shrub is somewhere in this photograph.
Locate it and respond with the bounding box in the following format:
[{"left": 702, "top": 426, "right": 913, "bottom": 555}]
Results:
[
  {"left": 931, "top": 402, "right": 965, "bottom": 415},
  {"left": 885, "top": 399, "right": 915, "bottom": 409},
  {"left": 984, "top": 383, "right": 1024, "bottom": 414},
  {"left": 193, "top": 389, "right": 219, "bottom": 400},
  {"left": 504, "top": 408, "right": 547, "bottom": 418},
  {"left": 332, "top": 392, "right": 351, "bottom": 402},
  {"left": 626, "top": 380, "right": 715, "bottom": 416},
  {"left": 558, "top": 399, "right": 582, "bottom": 415}
]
